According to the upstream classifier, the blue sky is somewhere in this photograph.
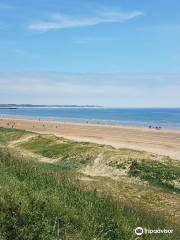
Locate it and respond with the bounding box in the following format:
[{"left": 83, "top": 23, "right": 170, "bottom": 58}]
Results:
[{"left": 0, "top": 0, "right": 180, "bottom": 106}]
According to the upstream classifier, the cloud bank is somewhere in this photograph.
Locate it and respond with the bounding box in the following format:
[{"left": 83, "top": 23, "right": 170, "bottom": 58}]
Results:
[{"left": 0, "top": 72, "right": 179, "bottom": 107}]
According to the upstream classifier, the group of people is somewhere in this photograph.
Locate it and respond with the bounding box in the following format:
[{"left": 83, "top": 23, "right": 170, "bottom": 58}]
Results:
[
  {"left": 149, "top": 125, "right": 162, "bottom": 130},
  {"left": 8, "top": 122, "right": 16, "bottom": 128},
  {"left": 0, "top": 119, "right": 16, "bottom": 129}
]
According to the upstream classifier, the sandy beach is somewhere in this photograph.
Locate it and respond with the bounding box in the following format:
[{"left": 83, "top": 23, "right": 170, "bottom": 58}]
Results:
[{"left": 1, "top": 117, "right": 180, "bottom": 160}]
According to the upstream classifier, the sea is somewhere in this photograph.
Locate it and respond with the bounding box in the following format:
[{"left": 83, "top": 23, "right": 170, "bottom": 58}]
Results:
[{"left": 0, "top": 107, "right": 180, "bottom": 130}]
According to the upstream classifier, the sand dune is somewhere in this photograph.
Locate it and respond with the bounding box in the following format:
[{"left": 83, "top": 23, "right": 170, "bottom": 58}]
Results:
[{"left": 1, "top": 117, "right": 180, "bottom": 160}]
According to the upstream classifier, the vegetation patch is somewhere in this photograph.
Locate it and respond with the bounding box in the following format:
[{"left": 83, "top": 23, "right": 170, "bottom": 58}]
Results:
[
  {"left": 129, "top": 160, "right": 180, "bottom": 193},
  {"left": 0, "top": 147, "right": 177, "bottom": 240},
  {"left": 0, "top": 127, "right": 29, "bottom": 145},
  {"left": 108, "top": 161, "right": 128, "bottom": 169},
  {"left": 20, "top": 135, "right": 100, "bottom": 161},
  {"left": 55, "top": 158, "right": 91, "bottom": 170}
]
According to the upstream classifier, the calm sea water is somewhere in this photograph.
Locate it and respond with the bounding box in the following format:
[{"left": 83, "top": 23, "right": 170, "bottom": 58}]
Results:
[{"left": 0, "top": 108, "right": 180, "bottom": 129}]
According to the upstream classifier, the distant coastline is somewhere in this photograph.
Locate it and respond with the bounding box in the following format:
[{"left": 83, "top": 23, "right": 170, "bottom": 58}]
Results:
[
  {"left": 0, "top": 104, "right": 103, "bottom": 109},
  {"left": 0, "top": 108, "right": 18, "bottom": 110}
]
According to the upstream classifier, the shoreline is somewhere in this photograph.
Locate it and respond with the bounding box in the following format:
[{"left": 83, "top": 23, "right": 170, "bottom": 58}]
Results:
[
  {"left": 0, "top": 114, "right": 180, "bottom": 133},
  {"left": 1, "top": 116, "right": 180, "bottom": 160}
]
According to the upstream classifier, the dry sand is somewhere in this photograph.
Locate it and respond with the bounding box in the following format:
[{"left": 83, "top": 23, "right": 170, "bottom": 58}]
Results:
[{"left": 1, "top": 117, "right": 180, "bottom": 160}]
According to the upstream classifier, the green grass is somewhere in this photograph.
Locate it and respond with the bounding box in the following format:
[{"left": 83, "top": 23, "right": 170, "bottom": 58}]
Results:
[
  {"left": 0, "top": 147, "right": 178, "bottom": 240},
  {"left": 129, "top": 160, "right": 180, "bottom": 193},
  {"left": 1, "top": 127, "right": 180, "bottom": 239},
  {"left": 19, "top": 133, "right": 180, "bottom": 192},
  {"left": 108, "top": 161, "right": 127, "bottom": 169},
  {"left": 0, "top": 127, "right": 29, "bottom": 145},
  {"left": 20, "top": 135, "right": 99, "bottom": 159},
  {"left": 54, "top": 158, "right": 90, "bottom": 170},
  {"left": 20, "top": 135, "right": 99, "bottom": 170}
]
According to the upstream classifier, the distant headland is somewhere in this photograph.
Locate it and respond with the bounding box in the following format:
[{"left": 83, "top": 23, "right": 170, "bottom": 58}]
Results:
[{"left": 0, "top": 104, "right": 103, "bottom": 109}]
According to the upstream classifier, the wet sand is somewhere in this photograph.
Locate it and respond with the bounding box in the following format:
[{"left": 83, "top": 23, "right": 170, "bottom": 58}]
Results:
[{"left": 1, "top": 117, "right": 180, "bottom": 160}]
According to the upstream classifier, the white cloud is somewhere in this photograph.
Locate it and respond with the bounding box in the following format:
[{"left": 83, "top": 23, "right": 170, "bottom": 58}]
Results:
[{"left": 29, "top": 10, "right": 143, "bottom": 31}]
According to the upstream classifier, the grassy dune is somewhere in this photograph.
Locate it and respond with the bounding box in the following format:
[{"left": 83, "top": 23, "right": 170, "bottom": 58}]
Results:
[
  {"left": 20, "top": 134, "right": 180, "bottom": 193},
  {"left": 129, "top": 160, "right": 180, "bottom": 193},
  {"left": 0, "top": 127, "right": 29, "bottom": 145},
  {"left": 0, "top": 148, "right": 177, "bottom": 240},
  {"left": 0, "top": 127, "right": 180, "bottom": 239},
  {"left": 20, "top": 135, "right": 100, "bottom": 161}
]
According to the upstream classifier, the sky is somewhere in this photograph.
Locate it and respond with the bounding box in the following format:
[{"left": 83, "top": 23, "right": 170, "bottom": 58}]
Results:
[{"left": 0, "top": 0, "right": 180, "bottom": 107}]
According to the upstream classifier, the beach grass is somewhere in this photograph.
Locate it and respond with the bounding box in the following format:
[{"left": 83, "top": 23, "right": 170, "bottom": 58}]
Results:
[
  {"left": 19, "top": 134, "right": 180, "bottom": 192},
  {"left": 20, "top": 135, "right": 99, "bottom": 160},
  {"left": 0, "top": 127, "right": 180, "bottom": 239},
  {"left": 0, "top": 147, "right": 178, "bottom": 240},
  {"left": 128, "top": 160, "right": 180, "bottom": 193},
  {"left": 0, "top": 127, "right": 29, "bottom": 145}
]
